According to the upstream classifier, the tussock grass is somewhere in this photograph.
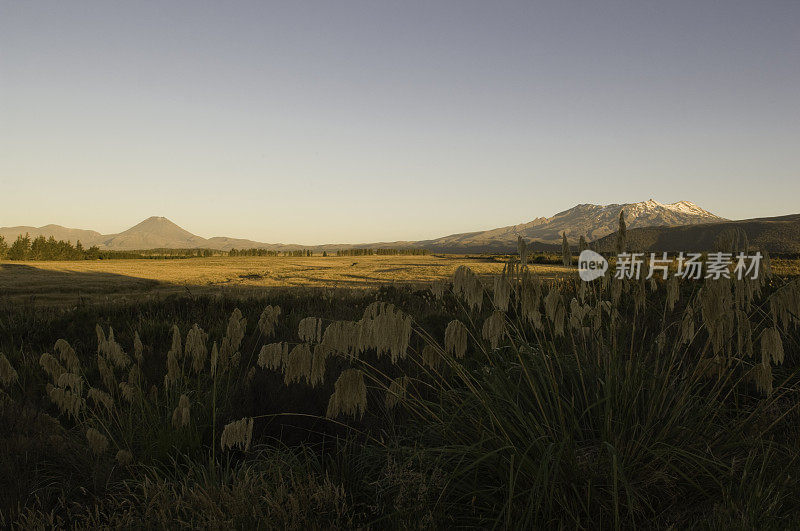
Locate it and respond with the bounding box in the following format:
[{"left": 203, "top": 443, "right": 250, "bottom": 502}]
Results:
[{"left": 0, "top": 257, "right": 799, "bottom": 528}]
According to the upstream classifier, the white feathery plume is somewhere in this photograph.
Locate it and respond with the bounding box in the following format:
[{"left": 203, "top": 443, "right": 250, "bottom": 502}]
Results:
[
  {"left": 258, "top": 342, "right": 288, "bottom": 371},
  {"left": 172, "top": 394, "right": 191, "bottom": 428},
  {"left": 184, "top": 324, "right": 208, "bottom": 374},
  {"left": 311, "top": 344, "right": 330, "bottom": 387},
  {"left": 481, "top": 311, "right": 506, "bottom": 349},
  {"left": 680, "top": 306, "right": 696, "bottom": 345},
  {"left": 429, "top": 281, "right": 447, "bottom": 300},
  {"left": 326, "top": 369, "right": 367, "bottom": 419},
  {"left": 54, "top": 339, "right": 80, "bottom": 374},
  {"left": 544, "top": 286, "right": 565, "bottom": 337},
  {"left": 210, "top": 342, "right": 219, "bottom": 377},
  {"left": 421, "top": 345, "right": 440, "bottom": 368},
  {"left": 359, "top": 304, "right": 412, "bottom": 363},
  {"left": 47, "top": 383, "right": 83, "bottom": 419},
  {"left": 87, "top": 387, "right": 114, "bottom": 412},
  {"left": 322, "top": 320, "right": 362, "bottom": 357},
  {"left": 220, "top": 309, "right": 247, "bottom": 373},
  {"left": 666, "top": 275, "right": 680, "bottom": 311},
  {"left": 444, "top": 320, "right": 468, "bottom": 359},
  {"left": 453, "top": 266, "right": 483, "bottom": 311},
  {"left": 283, "top": 343, "right": 313, "bottom": 385},
  {"left": 119, "top": 381, "right": 140, "bottom": 403},
  {"left": 133, "top": 331, "right": 144, "bottom": 365},
  {"left": 56, "top": 372, "right": 83, "bottom": 395},
  {"left": 258, "top": 305, "right": 281, "bottom": 338},
  {"left": 86, "top": 427, "right": 108, "bottom": 455},
  {"left": 760, "top": 327, "right": 784, "bottom": 365},
  {"left": 98, "top": 326, "right": 131, "bottom": 370},
  {"left": 220, "top": 417, "right": 254, "bottom": 451},
  {"left": 298, "top": 317, "right": 322, "bottom": 343},
  {"left": 39, "top": 352, "right": 66, "bottom": 382},
  {"left": 493, "top": 275, "right": 511, "bottom": 312}
]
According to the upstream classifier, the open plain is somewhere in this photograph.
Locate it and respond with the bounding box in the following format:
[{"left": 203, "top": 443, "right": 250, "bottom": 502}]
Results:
[{"left": 0, "top": 255, "right": 573, "bottom": 306}]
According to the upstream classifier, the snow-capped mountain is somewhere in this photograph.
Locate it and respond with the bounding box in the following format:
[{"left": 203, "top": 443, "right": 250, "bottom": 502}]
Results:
[{"left": 417, "top": 199, "right": 725, "bottom": 248}]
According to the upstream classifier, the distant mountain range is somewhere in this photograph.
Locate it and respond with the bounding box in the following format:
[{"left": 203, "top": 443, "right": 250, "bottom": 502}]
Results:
[
  {"left": 412, "top": 199, "right": 723, "bottom": 252},
  {"left": 3, "top": 199, "right": 794, "bottom": 253}
]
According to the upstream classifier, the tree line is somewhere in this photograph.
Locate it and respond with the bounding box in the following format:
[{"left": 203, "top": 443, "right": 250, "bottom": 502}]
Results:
[
  {"left": 229, "top": 248, "right": 431, "bottom": 257},
  {"left": 0, "top": 234, "right": 432, "bottom": 261},
  {"left": 228, "top": 248, "right": 313, "bottom": 257},
  {"left": 335, "top": 248, "right": 430, "bottom": 256},
  {"left": 0, "top": 234, "right": 219, "bottom": 261}
]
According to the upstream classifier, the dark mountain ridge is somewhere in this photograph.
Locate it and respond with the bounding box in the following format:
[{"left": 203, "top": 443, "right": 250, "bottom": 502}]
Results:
[{"left": 593, "top": 214, "right": 800, "bottom": 254}]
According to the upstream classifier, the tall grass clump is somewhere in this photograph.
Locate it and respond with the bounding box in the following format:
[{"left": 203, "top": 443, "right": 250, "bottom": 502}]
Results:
[{"left": 273, "top": 252, "right": 800, "bottom": 527}]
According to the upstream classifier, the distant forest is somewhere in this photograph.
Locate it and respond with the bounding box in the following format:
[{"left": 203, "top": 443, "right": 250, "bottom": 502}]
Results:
[
  {"left": 0, "top": 234, "right": 218, "bottom": 260},
  {"left": 0, "top": 234, "right": 429, "bottom": 261}
]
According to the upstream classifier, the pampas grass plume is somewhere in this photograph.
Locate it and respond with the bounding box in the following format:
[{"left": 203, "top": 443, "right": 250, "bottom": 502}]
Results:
[
  {"left": 761, "top": 327, "right": 784, "bottom": 365},
  {"left": 453, "top": 266, "right": 483, "bottom": 311},
  {"left": 298, "top": 317, "right": 322, "bottom": 343},
  {"left": 220, "top": 417, "right": 254, "bottom": 451},
  {"left": 258, "top": 342, "right": 288, "bottom": 371},
  {"left": 133, "top": 331, "right": 144, "bottom": 365},
  {"left": 326, "top": 369, "right": 367, "bottom": 419},
  {"left": 47, "top": 383, "right": 83, "bottom": 419},
  {"left": 422, "top": 345, "right": 440, "bottom": 368},
  {"left": 481, "top": 311, "right": 506, "bottom": 349},
  {"left": 258, "top": 305, "right": 281, "bottom": 338},
  {"left": 40, "top": 352, "right": 66, "bottom": 382},
  {"left": 311, "top": 344, "right": 330, "bottom": 387},
  {"left": 284, "top": 343, "right": 312, "bottom": 385},
  {"left": 172, "top": 394, "right": 191, "bottom": 429},
  {"left": 88, "top": 387, "right": 114, "bottom": 412},
  {"left": 184, "top": 324, "right": 208, "bottom": 374},
  {"left": 444, "top": 320, "right": 468, "bottom": 359},
  {"left": 86, "top": 427, "right": 108, "bottom": 455},
  {"left": 54, "top": 339, "right": 80, "bottom": 374}
]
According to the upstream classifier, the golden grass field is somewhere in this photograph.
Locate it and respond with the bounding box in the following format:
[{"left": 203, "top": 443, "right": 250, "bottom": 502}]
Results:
[
  {"left": 2, "top": 254, "right": 797, "bottom": 307},
  {"left": 0, "top": 255, "right": 572, "bottom": 306}
]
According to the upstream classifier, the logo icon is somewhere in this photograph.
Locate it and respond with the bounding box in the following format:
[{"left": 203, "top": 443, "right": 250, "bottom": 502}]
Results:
[{"left": 578, "top": 250, "right": 608, "bottom": 281}]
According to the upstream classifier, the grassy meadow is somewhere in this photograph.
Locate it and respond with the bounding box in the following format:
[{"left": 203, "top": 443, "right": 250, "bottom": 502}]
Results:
[
  {"left": 0, "top": 254, "right": 572, "bottom": 306},
  {"left": 1, "top": 253, "right": 799, "bottom": 528}
]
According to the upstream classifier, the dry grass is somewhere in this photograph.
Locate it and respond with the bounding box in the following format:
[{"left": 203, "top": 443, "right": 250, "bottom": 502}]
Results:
[
  {"left": 774, "top": 258, "right": 800, "bottom": 277},
  {"left": 0, "top": 255, "right": 571, "bottom": 306},
  {"left": 2, "top": 254, "right": 800, "bottom": 527},
  {"left": 2, "top": 253, "right": 796, "bottom": 309}
]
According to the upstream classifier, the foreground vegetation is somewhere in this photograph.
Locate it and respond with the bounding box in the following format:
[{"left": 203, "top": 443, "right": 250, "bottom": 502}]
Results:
[{"left": 1, "top": 250, "right": 799, "bottom": 528}]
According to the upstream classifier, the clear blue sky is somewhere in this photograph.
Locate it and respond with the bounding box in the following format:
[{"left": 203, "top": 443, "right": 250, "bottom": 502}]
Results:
[{"left": 1, "top": 1, "right": 798, "bottom": 244}]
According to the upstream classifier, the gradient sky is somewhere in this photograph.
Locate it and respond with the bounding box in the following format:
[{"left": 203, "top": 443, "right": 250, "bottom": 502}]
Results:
[{"left": 1, "top": 1, "right": 798, "bottom": 245}]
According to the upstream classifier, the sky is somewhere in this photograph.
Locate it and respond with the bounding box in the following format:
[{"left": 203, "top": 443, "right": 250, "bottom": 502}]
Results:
[{"left": 1, "top": 1, "right": 798, "bottom": 245}]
